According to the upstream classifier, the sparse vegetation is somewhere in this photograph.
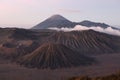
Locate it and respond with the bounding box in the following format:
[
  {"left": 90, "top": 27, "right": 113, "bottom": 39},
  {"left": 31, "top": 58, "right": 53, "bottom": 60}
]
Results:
[{"left": 68, "top": 72, "right": 120, "bottom": 80}]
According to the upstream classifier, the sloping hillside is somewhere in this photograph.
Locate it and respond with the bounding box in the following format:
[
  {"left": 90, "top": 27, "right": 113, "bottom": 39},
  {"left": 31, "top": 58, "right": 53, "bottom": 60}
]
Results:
[
  {"left": 17, "top": 43, "right": 95, "bottom": 69},
  {"left": 44, "top": 30, "right": 120, "bottom": 54}
]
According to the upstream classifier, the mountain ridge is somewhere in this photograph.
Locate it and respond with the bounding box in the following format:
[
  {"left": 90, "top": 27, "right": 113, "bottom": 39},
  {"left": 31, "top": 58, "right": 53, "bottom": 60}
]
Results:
[
  {"left": 32, "top": 14, "right": 111, "bottom": 29},
  {"left": 43, "top": 30, "right": 120, "bottom": 54}
]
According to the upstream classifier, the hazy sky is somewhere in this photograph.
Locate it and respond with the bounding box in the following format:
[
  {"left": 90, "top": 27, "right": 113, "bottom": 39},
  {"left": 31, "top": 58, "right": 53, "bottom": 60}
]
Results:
[{"left": 0, "top": 0, "right": 120, "bottom": 28}]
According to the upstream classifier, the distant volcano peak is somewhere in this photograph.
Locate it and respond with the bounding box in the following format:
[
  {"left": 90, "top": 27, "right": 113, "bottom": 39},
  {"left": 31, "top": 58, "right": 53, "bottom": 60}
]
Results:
[
  {"left": 47, "top": 14, "right": 69, "bottom": 21},
  {"left": 32, "top": 14, "right": 113, "bottom": 29},
  {"left": 33, "top": 14, "right": 73, "bottom": 29}
]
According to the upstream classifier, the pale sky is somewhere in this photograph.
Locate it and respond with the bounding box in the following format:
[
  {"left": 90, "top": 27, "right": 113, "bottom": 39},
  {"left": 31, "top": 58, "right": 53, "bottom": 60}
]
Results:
[{"left": 0, "top": 0, "right": 120, "bottom": 28}]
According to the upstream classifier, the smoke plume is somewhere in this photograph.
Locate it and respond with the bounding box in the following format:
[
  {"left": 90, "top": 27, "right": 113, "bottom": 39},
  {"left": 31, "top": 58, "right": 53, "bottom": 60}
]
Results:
[{"left": 49, "top": 25, "right": 120, "bottom": 36}]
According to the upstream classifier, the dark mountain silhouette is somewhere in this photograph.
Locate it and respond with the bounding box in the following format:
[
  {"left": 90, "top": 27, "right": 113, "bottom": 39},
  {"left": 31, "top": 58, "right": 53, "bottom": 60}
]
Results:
[
  {"left": 33, "top": 15, "right": 75, "bottom": 29},
  {"left": 44, "top": 30, "right": 120, "bottom": 54},
  {"left": 17, "top": 43, "right": 95, "bottom": 69},
  {"left": 32, "top": 14, "right": 111, "bottom": 29},
  {"left": 79, "top": 20, "right": 110, "bottom": 28}
]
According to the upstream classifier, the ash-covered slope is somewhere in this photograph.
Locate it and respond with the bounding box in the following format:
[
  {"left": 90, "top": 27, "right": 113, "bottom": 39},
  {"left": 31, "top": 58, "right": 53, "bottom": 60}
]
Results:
[
  {"left": 17, "top": 43, "right": 95, "bottom": 69},
  {"left": 45, "top": 30, "right": 120, "bottom": 54},
  {"left": 0, "top": 28, "right": 41, "bottom": 59},
  {"left": 0, "top": 28, "right": 56, "bottom": 59}
]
